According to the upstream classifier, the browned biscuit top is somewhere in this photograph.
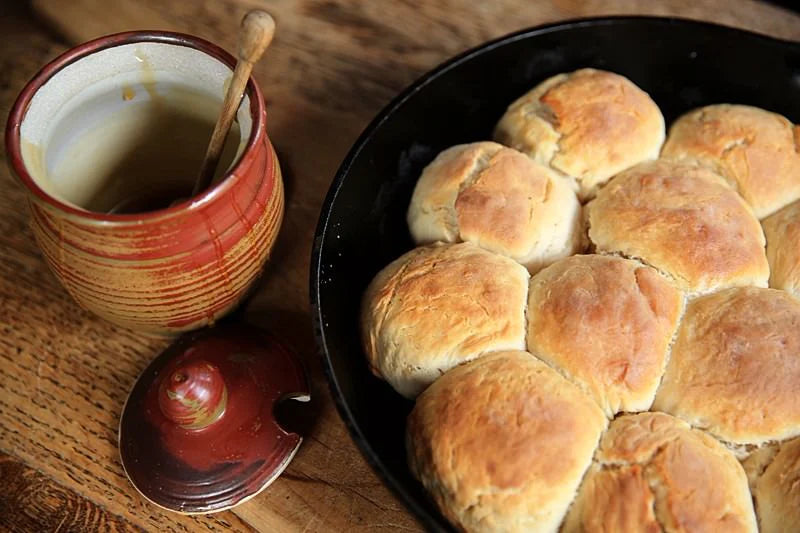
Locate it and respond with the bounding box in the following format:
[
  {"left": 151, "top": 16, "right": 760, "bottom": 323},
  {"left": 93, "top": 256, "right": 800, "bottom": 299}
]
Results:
[
  {"left": 407, "top": 142, "right": 581, "bottom": 272},
  {"left": 494, "top": 68, "right": 665, "bottom": 200},
  {"left": 653, "top": 287, "right": 800, "bottom": 446},
  {"left": 586, "top": 159, "right": 768, "bottom": 294},
  {"left": 527, "top": 254, "right": 683, "bottom": 416},
  {"left": 563, "top": 412, "right": 757, "bottom": 533},
  {"left": 361, "top": 242, "right": 528, "bottom": 398},
  {"left": 662, "top": 104, "right": 800, "bottom": 219},
  {"left": 407, "top": 351, "right": 606, "bottom": 532}
]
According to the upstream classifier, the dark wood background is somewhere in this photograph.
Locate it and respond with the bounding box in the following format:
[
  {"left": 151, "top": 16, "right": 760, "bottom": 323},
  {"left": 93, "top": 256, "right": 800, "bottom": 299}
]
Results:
[{"left": 1, "top": 1, "right": 798, "bottom": 531}]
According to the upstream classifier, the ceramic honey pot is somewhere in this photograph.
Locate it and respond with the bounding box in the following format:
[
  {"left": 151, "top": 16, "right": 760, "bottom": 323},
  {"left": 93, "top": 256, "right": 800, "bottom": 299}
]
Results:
[
  {"left": 5, "top": 29, "right": 283, "bottom": 335},
  {"left": 7, "top": 10, "right": 313, "bottom": 515}
]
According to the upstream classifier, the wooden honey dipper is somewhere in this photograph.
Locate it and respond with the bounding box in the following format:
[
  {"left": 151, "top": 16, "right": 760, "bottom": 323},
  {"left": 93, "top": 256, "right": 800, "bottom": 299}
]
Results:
[{"left": 192, "top": 9, "right": 275, "bottom": 196}]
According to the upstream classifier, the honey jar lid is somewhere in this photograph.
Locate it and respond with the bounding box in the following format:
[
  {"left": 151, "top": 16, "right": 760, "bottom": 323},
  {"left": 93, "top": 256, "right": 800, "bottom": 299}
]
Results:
[{"left": 119, "top": 323, "right": 309, "bottom": 514}]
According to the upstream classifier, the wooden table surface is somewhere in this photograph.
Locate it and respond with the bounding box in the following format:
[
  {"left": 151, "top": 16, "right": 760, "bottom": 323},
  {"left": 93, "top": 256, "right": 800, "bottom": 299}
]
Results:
[{"left": 1, "top": 1, "right": 798, "bottom": 531}]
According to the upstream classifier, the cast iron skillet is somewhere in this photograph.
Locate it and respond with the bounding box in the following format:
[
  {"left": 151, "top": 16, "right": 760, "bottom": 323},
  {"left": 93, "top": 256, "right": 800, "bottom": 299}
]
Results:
[{"left": 311, "top": 17, "right": 800, "bottom": 531}]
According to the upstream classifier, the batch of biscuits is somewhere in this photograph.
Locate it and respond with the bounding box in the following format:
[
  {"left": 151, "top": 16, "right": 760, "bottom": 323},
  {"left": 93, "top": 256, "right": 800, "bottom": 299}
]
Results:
[{"left": 358, "top": 68, "right": 800, "bottom": 532}]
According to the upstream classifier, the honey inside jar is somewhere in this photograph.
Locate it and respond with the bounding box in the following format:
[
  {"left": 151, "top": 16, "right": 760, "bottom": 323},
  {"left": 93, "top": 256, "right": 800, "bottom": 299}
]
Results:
[{"left": 19, "top": 44, "right": 251, "bottom": 214}]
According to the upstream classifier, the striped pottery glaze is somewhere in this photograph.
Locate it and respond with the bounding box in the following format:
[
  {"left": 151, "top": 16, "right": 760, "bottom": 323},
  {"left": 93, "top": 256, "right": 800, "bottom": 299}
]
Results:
[{"left": 6, "top": 32, "right": 284, "bottom": 335}]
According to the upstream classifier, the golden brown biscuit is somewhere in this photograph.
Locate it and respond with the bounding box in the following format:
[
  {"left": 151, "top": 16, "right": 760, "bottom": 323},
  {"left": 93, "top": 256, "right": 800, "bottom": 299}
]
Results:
[
  {"left": 494, "top": 68, "right": 665, "bottom": 200},
  {"left": 762, "top": 199, "right": 800, "bottom": 299},
  {"left": 653, "top": 287, "right": 800, "bottom": 448},
  {"left": 527, "top": 255, "right": 684, "bottom": 416},
  {"left": 407, "top": 351, "right": 607, "bottom": 533},
  {"left": 586, "top": 159, "right": 768, "bottom": 294},
  {"left": 562, "top": 412, "right": 757, "bottom": 533},
  {"left": 748, "top": 437, "right": 800, "bottom": 533},
  {"left": 407, "top": 142, "right": 581, "bottom": 273},
  {"left": 662, "top": 104, "right": 800, "bottom": 218},
  {"left": 361, "top": 242, "right": 528, "bottom": 398}
]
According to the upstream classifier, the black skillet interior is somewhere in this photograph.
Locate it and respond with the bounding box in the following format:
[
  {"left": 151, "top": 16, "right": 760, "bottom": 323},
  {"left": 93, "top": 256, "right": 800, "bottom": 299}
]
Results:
[{"left": 311, "top": 17, "right": 800, "bottom": 531}]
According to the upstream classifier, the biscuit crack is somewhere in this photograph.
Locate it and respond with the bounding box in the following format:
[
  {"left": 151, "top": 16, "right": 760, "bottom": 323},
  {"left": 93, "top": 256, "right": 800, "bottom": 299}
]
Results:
[
  {"left": 450, "top": 148, "right": 503, "bottom": 236},
  {"left": 643, "top": 460, "right": 671, "bottom": 533},
  {"left": 523, "top": 84, "right": 567, "bottom": 172},
  {"left": 720, "top": 137, "right": 752, "bottom": 158},
  {"left": 595, "top": 439, "right": 680, "bottom": 532},
  {"left": 642, "top": 446, "right": 745, "bottom": 533},
  {"left": 721, "top": 439, "right": 772, "bottom": 461},
  {"left": 748, "top": 441, "right": 781, "bottom": 480},
  {"left": 526, "top": 346, "right": 608, "bottom": 416},
  {"left": 596, "top": 435, "right": 681, "bottom": 471},
  {"left": 593, "top": 249, "right": 689, "bottom": 293},
  {"left": 653, "top": 294, "right": 688, "bottom": 405},
  {"left": 457, "top": 149, "right": 500, "bottom": 197},
  {"left": 634, "top": 268, "right": 660, "bottom": 318}
]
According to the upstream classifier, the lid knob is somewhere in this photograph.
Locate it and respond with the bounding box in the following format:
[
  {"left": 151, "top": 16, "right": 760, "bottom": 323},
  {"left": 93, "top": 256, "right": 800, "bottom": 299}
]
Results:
[{"left": 157, "top": 359, "right": 227, "bottom": 430}]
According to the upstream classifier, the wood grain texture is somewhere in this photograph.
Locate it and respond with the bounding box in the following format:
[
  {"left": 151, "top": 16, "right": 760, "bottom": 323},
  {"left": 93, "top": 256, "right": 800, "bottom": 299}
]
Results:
[
  {"left": 0, "top": 452, "right": 138, "bottom": 533},
  {"left": 3, "top": 0, "right": 799, "bottom": 531}
]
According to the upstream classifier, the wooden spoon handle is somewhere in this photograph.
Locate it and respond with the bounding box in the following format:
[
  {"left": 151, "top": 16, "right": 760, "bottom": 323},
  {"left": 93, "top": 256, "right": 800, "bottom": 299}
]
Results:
[{"left": 192, "top": 10, "right": 275, "bottom": 196}]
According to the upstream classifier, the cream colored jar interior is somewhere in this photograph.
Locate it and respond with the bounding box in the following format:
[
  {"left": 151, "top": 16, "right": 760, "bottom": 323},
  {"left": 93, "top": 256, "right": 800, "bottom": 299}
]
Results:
[{"left": 20, "top": 41, "right": 254, "bottom": 213}]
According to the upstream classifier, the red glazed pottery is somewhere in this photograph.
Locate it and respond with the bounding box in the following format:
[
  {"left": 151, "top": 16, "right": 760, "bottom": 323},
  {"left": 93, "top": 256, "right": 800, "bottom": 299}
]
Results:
[
  {"left": 5, "top": 32, "right": 283, "bottom": 334},
  {"left": 119, "top": 323, "right": 310, "bottom": 513}
]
